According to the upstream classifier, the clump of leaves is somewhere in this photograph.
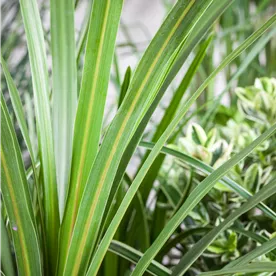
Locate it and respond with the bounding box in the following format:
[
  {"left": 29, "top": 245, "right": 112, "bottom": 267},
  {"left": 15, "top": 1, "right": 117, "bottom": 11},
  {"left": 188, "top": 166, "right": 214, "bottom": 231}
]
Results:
[
  {"left": 1, "top": 0, "right": 276, "bottom": 276},
  {"left": 236, "top": 77, "right": 276, "bottom": 125},
  {"left": 159, "top": 78, "right": 276, "bottom": 271}
]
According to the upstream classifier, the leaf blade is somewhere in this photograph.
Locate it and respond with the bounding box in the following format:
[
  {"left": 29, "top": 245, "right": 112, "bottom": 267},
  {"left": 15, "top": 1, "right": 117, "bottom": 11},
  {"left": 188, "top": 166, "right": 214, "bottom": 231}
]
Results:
[
  {"left": 171, "top": 178, "right": 276, "bottom": 275},
  {"left": 87, "top": 14, "right": 276, "bottom": 276},
  {"left": 1, "top": 96, "right": 42, "bottom": 275},
  {"left": 140, "top": 141, "right": 276, "bottom": 220},
  {"left": 50, "top": 0, "right": 77, "bottom": 218},
  {"left": 199, "top": 262, "right": 276, "bottom": 276},
  {"left": 58, "top": 0, "right": 124, "bottom": 274},
  {"left": 223, "top": 236, "right": 276, "bottom": 269},
  {"left": 69, "top": 1, "right": 215, "bottom": 274},
  {"left": 1, "top": 213, "right": 16, "bottom": 276},
  {"left": 19, "top": 0, "right": 59, "bottom": 271},
  {"left": 109, "top": 240, "right": 171, "bottom": 276}
]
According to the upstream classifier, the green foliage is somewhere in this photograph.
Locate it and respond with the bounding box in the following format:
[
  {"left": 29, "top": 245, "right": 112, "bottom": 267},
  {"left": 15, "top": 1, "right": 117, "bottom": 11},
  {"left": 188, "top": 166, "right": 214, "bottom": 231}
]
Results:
[
  {"left": 236, "top": 77, "right": 276, "bottom": 125},
  {"left": 1, "top": 0, "right": 276, "bottom": 276}
]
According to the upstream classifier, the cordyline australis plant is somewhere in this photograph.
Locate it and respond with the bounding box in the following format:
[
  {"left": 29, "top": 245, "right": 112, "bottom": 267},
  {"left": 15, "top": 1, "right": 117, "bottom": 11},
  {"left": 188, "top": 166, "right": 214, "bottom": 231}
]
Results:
[{"left": 1, "top": 0, "right": 276, "bottom": 275}]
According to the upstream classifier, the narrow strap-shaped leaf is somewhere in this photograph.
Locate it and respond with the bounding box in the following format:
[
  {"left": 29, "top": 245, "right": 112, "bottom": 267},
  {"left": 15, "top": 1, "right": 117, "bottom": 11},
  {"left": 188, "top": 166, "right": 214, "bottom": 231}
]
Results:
[
  {"left": 108, "top": 240, "right": 171, "bottom": 276},
  {"left": 1, "top": 97, "right": 42, "bottom": 275},
  {"left": 1, "top": 57, "right": 35, "bottom": 163},
  {"left": 24, "top": 93, "right": 37, "bottom": 155},
  {"left": 140, "top": 141, "right": 276, "bottom": 220},
  {"left": 1, "top": 214, "right": 16, "bottom": 276},
  {"left": 139, "top": 35, "right": 213, "bottom": 202},
  {"left": 1, "top": 56, "right": 46, "bottom": 225},
  {"left": 70, "top": 0, "right": 123, "bottom": 203},
  {"left": 153, "top": 37, "right": 213, "bottom": 141},
  {"left": 150, "top": 191, "right": 168, "bottom": 246},
  {"left": 50, "top": 0, "right": 77, "bottom": 218},
  {"left": 98, "top": 175, "right": 150, "bottom": 253},
  {"left": 101, "top": 45, "right": 185, "bottom": 249},
  {"left": 132, "top": 17, "right": 276, "bottom": 275},
  {"left": 133, "top": 123, "right": 276, "bottom": 276},
  {"left": 130, "top": 190, "right": 151, "bottom": 250},
  {"left": 58, "top": 0, "right": 124, "bottom": 274},
  {"left": 113, "top": 51, "right": 121, "bottom": 88},
  {"left": 158, "top": 225, "right": 276, "bottom": 260},
  {"left": 102, "top": 0, "right": 234, "bottom": 243},
  {"left": 1, "top": 57, "right": 47, "bottom": 264},
  {"left": 161, "top": 181, "right": 182, "bottom": 208},
  {"left": 157, "top": 227, "right": 211, "bottom": 258},
  {"left": 118, "top": 66, "right": 132, "bottom": 108},
  {"left": 136, "top": 125, "right": 276, "bottom": 275},
  {"left": 19, "top": 0, "right": 59, "bottom": 271},
  {"left": 106, "top": 0, "right": 234, "bottom": 224},
  {"left": 102, "top": 42, "right": 186, "bottom": 250},
  {"left": 223, "top": 236, "right": 276, "bottom": 269},
  {"left": 63, "top": 1, "right": 214, "bottom": 275},
  {"left": 87, "top": 14, "right": 276, "bottom": 276},
  {"left": 199, "top": 262, "right": 276, "bottom": 275},
  {"left": 76, "top": 0, "right": 92, "bottom": 66},
  {"left": 171, "top": 178, "right": 276, "bottom": 275},
  {"left": 231, "top": 226, "right": 276, "bottom": 257}
]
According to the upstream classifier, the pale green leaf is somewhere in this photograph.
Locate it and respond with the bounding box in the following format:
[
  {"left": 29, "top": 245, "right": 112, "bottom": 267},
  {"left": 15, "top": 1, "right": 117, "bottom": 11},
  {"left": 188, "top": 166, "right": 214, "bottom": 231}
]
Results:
[
  {"left": 50, "top": 0, "right": 77, "bottom": 218},
  {"left": 19, "top": 0, "right": 59, "bottom": 271}
]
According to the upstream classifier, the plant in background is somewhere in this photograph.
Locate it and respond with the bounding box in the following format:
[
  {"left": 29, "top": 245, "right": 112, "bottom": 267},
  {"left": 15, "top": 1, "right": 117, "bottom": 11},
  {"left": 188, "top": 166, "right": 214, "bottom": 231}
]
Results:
[
  {"left": 236, "top": 77, "right": 276, "bottom": 126},
  {"left": 158, "top": 77, "right": 276, "bottom": 271},
  {"left": 1, "top": 1, "right": 276, "bottom": 276}
]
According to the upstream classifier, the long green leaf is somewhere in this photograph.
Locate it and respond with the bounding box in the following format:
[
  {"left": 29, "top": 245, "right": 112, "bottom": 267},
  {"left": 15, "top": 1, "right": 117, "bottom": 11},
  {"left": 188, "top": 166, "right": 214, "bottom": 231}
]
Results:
[
  {"left": 133, "top": 122, "right": 276, "bottom": 275},
  {"left": 1, "top": 57, "right": 45, "bottom": 225},
  {"left": 223, "top": 236, "right": 276, "bottom": 269},
  {"left": 140, "top": 141, "right": 276, "bottom": 220},
  {"left": 69, "top": 1, "right": 215, "bottom": 275},
  {"left": 50, "top": 0, "right": 77, "bottom": 218},
  {"left": 103, "top": 0, "right": 234, "bottom": 246},
  {"left": 130, "top": 15, "right": 276, "bottom": 275},
  {"left": 231, "top": 226, "right": 276, "bottom": 257},
  {"left": 157, "top": 227, "right": 211, "bottom": 258},
  {"left": 1, "top": 213, "right": 15, "bottom": 276},
  {"left": 1, "top": 96, "right": 42, "bottom": 275},
  {"left": 139, "top": 35, "right": 213, "bottom": 202},
  {"left": 76, "top": 0, "right": 92, "bottom": 67},
  {"left": 171, "top": 178, "right": 276, "bottom": 275},
  {"left": 19, "top": 0, "right": 59, "bottom": 271},
  {"left": 158, "top": 225, "right": 276, "bottom": 261},
  {"left": 108, "top": 240, "right": 171, "bottom": 276},
  {"left": 98, "top": 175, "right": 150, "bottom": 255},
  {"left": 1, "top": 57, "right": 35, "bottom": 164},
  {"left": 118, "top": 66, "right": 132, "bottom": 108},
  {"left": 199, "top": 262, "right": 276, "bottom": 275},
  {"left": 58, "top": 0, "right": 124, "bottom": 274},
  {"left": 105, "top": 2, "right": 235, "bottom": 249},
  {"left": 87, "top": 12, "right": 276, "bottom": 276},
  {"left": 150, "top": 191, "right": 168, "bottom": 247}
]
